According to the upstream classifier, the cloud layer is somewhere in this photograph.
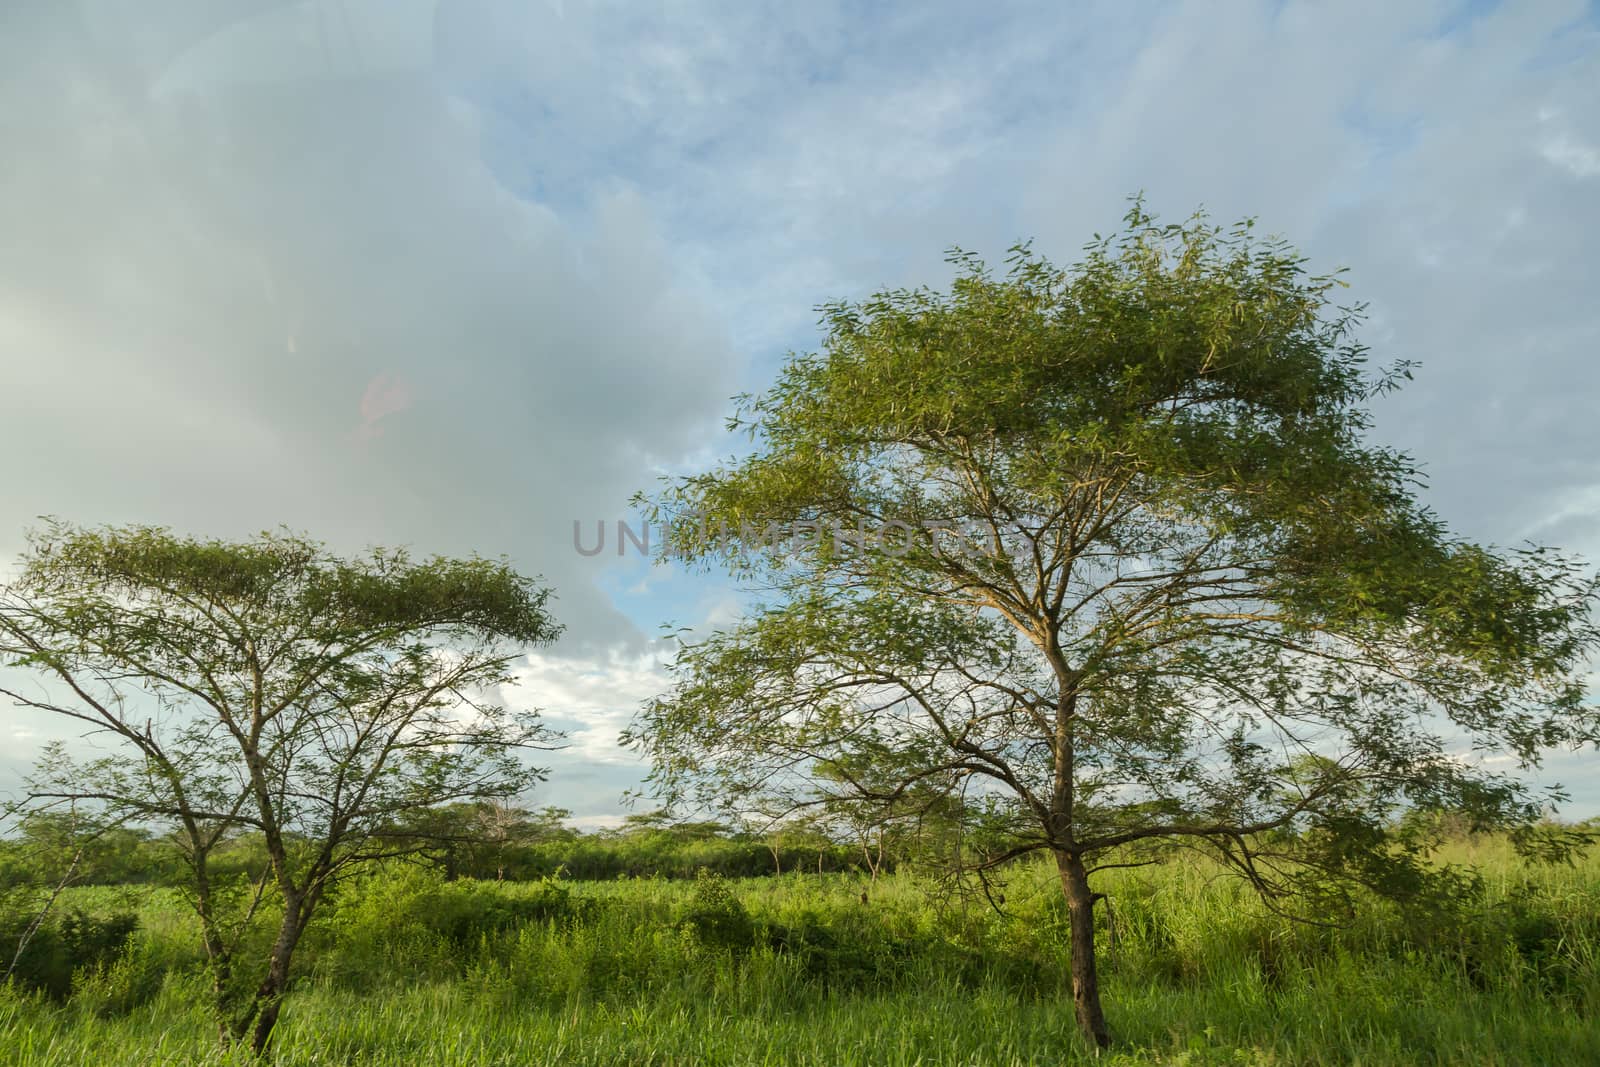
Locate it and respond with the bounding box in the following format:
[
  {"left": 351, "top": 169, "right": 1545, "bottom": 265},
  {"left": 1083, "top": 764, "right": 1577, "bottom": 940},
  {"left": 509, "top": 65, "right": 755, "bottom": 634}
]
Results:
[{"left": 2, "top": 0, "right": 1597, "bottom": 818}]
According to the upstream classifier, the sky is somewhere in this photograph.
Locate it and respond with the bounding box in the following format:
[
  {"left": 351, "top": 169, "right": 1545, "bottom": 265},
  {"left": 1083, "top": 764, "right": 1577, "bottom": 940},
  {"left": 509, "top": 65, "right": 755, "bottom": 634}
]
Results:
[{"left": 1, "top": 0, "right": 1598, "bottom": 824}]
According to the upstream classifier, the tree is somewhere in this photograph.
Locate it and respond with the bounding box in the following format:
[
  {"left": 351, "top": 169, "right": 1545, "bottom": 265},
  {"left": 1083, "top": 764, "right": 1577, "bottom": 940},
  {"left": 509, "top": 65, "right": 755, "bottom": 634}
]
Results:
[
  {"left": 525, "top": 805, "right": 578, "bottom": 843},
  {"left": 0, "top": 522, "right": 562, "bottom": 1054},
  {"left": 625, "top": 206, "right": 1600, "bottom": 1048}
]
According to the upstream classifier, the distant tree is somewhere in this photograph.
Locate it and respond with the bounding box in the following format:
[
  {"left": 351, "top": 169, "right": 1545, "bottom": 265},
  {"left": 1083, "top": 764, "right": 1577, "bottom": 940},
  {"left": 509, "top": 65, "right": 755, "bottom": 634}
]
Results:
[
  {"left": 614, "top": 809, "right": 675, "bottom": 835},
  {"left": 0, "top": 522, "right": 561, "bottom": 1054},
  {"left": 399, "top": 801, "right": 575, "bottom": 880},
  {"left": 385, "top": 801, "right": 528, "bottom": 881},
  {"left": 526, "top": 806, "right": 578, "bottom": 843},
  {"left": 759, "top": 814, "right": 837, "bottom": 876},
  {"left": 627, "top": 206, "right": 1600, "bottom": 1047},
  {"left": 477, "top": 801, "right": 523, "bottom": 875},
  {"left": 809, "top": 744, "right": 966, "bottom": 885}
]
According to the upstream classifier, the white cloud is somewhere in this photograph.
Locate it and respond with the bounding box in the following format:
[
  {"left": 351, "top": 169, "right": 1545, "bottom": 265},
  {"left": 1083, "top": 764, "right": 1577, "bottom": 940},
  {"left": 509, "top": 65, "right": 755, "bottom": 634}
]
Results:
[
  {"left": 507, "top": 648, "right": 673, "bottom": 766},
  {"left": 1541, "top": 132, "right": 1600, "bottom": 177}
]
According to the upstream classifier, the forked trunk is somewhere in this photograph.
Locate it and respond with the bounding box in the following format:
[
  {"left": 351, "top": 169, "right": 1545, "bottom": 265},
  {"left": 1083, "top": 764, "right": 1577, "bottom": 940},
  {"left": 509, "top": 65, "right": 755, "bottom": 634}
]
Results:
[
  {"left": 1056, "top": 851, "right": 1111, "bottom": 1049},
  {"left": 240, "top": 906, "right": 308, "bottom": 1056}
]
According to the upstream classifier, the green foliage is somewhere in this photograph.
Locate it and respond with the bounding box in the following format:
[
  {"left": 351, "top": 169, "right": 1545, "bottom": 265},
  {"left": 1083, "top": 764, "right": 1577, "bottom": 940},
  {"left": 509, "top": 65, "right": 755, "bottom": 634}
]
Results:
[
  {"left": 69, "top": 932, "right": 184, "bottom": 1018},
  {"left": 321, "top": 866, "right": 579, "bottom": 966},
  {"left": 679, "top": 869, "right": 755, "bottom": 952},
  {"left": 0, "top": 815, "right": 175, "bottom": 889},
  {"left": 0, "top": 908, "right": 137, "bottom": 1000},
  {"left": 12, "top": 521, "right": 560, "bottom": 648},
  {"left": 0, "top": 812, "right": 877, "bottom": 896},
  {"left": 385, "top": 805, "right": 867, "bottom": 882}
]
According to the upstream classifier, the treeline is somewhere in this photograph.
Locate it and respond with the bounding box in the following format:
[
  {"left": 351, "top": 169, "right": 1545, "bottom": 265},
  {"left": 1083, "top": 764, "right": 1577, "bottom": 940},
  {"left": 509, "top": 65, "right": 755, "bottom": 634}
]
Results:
[
  {"left": 9, "top": 805, "right": 1596, "bottom": 894},
  {"left": 0, "top": 806, "right": 898, "bottom": 889},
  {"left": 389, "top": 806, "right": 882, "bottom": 881}
]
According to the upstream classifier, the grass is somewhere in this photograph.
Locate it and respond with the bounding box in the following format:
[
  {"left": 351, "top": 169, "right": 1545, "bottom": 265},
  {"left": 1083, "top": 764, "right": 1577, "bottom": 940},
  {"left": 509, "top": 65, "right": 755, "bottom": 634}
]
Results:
[{"left": 1, "top": 837, "right": 1596, "bottom": 1065}]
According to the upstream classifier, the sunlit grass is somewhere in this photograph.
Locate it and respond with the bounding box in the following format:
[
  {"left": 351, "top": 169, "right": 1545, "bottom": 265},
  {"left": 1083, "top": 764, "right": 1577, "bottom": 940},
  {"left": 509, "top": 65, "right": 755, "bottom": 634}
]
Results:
[{"left": 2, "top": 838, "right": 1596, "bottom": 1065}]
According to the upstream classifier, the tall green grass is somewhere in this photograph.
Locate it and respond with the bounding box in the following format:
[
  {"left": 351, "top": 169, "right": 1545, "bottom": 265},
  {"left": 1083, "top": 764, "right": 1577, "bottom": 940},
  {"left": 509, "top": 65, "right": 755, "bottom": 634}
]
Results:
[{"left": 2, "top": 837, "right": 1595, "bottom": 1065}]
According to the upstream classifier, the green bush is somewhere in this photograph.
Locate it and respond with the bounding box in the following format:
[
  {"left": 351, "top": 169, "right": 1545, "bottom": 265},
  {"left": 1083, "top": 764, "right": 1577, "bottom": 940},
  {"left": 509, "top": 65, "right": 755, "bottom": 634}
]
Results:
[
  {"left": 678, "top": 868, "right": 755, "bottom": 952},
  {"left": 0, "top": 908, "right": 138, "bottom": 1000},
  {"left": 70, "top": 935, "right": 173, "bottom": 1017},
  {"left": 316, "top": 866, "right": 582, "bottom": 987}
]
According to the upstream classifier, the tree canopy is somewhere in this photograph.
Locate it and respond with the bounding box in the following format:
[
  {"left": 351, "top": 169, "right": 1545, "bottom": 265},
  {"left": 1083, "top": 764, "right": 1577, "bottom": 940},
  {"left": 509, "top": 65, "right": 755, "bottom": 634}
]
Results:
[{"left": 627, "top": 204, "right": 1600, "bottom": 1047}]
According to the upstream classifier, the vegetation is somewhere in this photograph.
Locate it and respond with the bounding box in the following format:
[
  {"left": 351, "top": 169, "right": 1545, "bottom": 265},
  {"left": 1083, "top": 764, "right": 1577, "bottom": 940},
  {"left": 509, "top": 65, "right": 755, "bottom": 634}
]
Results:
[
  {"left": 0, "top": 834, "right": 1596, "bottom": 1065},
  {"left": 630, "top": 205, "right": 1600, "bottom": 1045},
  {"left": 0, "top": 809, "right": 874, "bottom": 890},
  {"left": 0, "top": 524, "right": 563, "bottom": 1053}
]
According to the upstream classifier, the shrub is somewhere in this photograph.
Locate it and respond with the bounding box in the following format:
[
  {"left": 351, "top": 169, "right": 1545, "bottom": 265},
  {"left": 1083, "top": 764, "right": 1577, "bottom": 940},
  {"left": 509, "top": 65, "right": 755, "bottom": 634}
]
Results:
[
  {"left": 0, "top": 908, "right": 137, "bottom": 1000},
  {"left": 679, "top": 869, "right": 754, "bottom": 952},
  {"left": 70, "top": 935, "right": 172, "bottom": 1017},
  {"left": 316, "top": 866, "right": 583, "bottom": 986}
]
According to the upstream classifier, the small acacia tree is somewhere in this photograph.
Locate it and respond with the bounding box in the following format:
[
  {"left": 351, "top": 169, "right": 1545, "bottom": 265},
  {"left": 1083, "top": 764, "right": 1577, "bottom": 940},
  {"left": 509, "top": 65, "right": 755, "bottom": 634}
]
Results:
[
  {"left": 626, "top": 206, "right": 1600, "bottom": 1047},
  {"left": 0, "top": 522, "right": 562, "bottom": 1053}
]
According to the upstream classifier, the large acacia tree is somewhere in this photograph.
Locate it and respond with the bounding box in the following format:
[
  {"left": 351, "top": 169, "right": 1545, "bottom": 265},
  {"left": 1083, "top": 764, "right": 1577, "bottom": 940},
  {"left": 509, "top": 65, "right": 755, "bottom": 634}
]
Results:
[
  {"left": 0, "top": 522, "right": 562, "bottom": 1053},
  {"left": 626, "top": 207, "right": 1600, "bottom": 1048}
]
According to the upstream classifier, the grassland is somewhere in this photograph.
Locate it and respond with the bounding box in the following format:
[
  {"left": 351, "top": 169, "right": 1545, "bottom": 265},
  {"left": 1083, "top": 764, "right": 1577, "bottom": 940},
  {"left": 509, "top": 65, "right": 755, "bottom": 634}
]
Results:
[{"left": 1, "top": 837, "right": 1596, "bottom": 1066}]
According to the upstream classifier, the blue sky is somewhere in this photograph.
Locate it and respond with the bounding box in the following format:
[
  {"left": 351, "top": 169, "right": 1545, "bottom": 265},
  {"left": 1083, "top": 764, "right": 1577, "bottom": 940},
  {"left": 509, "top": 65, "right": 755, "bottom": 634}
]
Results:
[{"left": 2, "top": 0, "right": 1598, "bottom": 823}]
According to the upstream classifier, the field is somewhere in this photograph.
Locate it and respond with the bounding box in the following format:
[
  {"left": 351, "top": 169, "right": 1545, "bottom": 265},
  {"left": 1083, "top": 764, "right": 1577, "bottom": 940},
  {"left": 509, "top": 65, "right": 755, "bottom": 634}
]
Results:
[{"left": 2, "top": 837, "right": 1597, "bottom": 1066}]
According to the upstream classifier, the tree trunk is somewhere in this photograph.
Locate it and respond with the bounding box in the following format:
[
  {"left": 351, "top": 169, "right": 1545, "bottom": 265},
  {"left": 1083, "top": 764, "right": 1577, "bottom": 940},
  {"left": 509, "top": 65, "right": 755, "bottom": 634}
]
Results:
[
  {"left": 190, "top": 851, "right": 240, "bottom": 1049},
  {"left": 243, "top": 906, "right": 308, "bottom": 1056},
  {"left": 201, "top": 931, "right": 236, "bottom": 1047},
  {"left": 1056, "top": 851, "right": 1111, "bottom": 1049}
]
